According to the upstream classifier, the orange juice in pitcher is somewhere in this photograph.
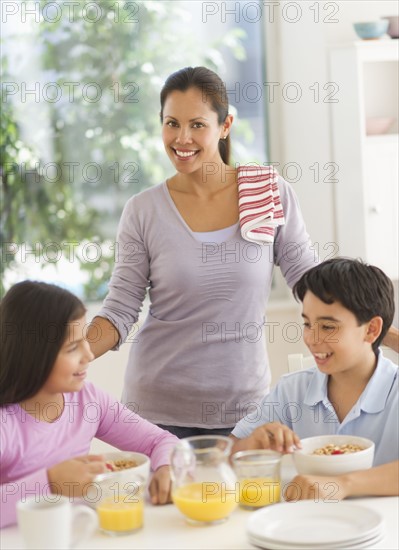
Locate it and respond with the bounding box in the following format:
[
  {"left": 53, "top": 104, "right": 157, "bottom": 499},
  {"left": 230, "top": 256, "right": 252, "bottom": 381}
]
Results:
[{"left": 171, "top": 436, "right": 238, "bottom": 524}]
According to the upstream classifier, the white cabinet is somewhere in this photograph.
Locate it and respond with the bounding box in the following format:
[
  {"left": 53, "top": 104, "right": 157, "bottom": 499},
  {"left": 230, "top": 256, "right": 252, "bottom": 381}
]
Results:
[{"left": 330, "top": 41, "right": 398, "bottom": 279}]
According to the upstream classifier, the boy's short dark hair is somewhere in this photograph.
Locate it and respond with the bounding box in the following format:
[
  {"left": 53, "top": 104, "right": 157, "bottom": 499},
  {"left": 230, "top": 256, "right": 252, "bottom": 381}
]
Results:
[{"left": 292, "top": 257, "right": 395, "bottom": 352}]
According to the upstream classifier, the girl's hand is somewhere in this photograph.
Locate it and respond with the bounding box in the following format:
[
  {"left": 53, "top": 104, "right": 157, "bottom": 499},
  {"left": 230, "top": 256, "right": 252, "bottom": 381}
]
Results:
[
  {"left": 47, "top": 455, "right": 107, "bottom": 497},
  {"left": 243, "top": 422, "right": 301, "bottom": 454},
  {"left": 148, "top": 465, "right": 172, "bottom": 505}
]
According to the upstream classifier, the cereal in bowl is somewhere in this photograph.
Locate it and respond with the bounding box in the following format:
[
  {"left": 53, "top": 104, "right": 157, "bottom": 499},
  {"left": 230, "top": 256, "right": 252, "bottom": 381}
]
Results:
[
  {"left": 105, "top": 459, "right": 138, "bottom": 472},
  {"left": 312, "top": 443, "right": 365, "bottom": 456}
]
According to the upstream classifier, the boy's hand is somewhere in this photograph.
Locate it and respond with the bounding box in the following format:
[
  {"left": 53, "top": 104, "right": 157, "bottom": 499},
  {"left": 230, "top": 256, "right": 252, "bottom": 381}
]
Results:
[
  {"left": 148, "top": 465, "right": 172, "bottom": 505},
  {"left": 250, "top": 422, "right": 302, "bottom": 453},
  {"left": 284, "top": 474, "right": 349, "bottom": 502},
  {"left": 233, "top": 422, "right": 301, "bottom": 454}
]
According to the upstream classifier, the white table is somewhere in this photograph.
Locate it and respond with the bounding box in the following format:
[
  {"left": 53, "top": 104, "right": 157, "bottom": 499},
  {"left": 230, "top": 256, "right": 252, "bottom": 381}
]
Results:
[{"left": 2, "top": 457, "right": 398, "bottom": 550}]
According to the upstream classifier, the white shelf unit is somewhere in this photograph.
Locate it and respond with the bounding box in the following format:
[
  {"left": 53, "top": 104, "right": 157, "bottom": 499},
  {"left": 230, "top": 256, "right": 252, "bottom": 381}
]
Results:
[{"left": 330, "top": 41, "right": 399, "bottom": 280}]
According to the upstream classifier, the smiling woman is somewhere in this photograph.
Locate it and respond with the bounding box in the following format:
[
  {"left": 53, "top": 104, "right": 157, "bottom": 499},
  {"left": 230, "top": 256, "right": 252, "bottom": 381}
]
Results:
[
  {"left": 160, "top": 69, "right": 237, "bottom": 232},
  {"left": 86, "top": 65, "right": 317, "bottom": 439},
  {"left": 162, "top": 86, "right": 230, "bottom": 171},
  {"left": 160, "top": 67, "right": 233, "bottom": 167}
]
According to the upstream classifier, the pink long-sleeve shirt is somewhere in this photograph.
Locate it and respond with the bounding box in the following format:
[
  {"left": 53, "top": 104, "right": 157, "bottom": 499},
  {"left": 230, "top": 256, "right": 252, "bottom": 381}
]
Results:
[{"left": 0, "top": 382, "right": 178, "bottom": 528}]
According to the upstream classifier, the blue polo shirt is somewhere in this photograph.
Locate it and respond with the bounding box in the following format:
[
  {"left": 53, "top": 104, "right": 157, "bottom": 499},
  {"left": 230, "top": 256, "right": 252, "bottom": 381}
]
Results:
[{"left": 232, "top": 350, "right": 398, "bottom": 466}]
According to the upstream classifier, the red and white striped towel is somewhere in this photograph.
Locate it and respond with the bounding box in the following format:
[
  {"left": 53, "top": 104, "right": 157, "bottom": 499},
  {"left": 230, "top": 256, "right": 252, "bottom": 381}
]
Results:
[{"left": 238, "top": 165, "right": 285, "bottom": 244}]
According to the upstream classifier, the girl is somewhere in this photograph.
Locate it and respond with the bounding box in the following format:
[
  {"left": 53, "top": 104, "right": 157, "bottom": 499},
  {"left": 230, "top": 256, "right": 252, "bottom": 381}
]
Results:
[{"left": 0, "top": 281, "right": 179, "bottom": 528}]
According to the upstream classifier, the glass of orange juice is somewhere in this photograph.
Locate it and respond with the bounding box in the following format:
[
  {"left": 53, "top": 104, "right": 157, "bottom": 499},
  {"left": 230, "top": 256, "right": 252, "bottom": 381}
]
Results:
[
  {"left": 96, "top": 482, "right": 144, "bottom": 536},
  {"left": 232, "top": 450, "right": 282, "bottom": 509},
  {"left": 171, "top": 436, "right": 238, "bottom": 524}
]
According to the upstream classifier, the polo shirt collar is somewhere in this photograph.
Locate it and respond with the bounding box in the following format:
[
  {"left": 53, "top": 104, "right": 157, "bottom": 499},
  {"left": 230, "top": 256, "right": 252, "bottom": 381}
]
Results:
[
  {"left": 303, "top": 368, "right": 328, "bottom": 407},
  {"left": 303, "top": 349, "right": 397, "bottom": 413}
]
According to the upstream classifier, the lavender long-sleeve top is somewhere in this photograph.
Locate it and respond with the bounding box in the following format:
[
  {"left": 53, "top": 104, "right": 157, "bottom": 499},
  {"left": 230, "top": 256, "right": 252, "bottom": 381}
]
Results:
[{"left": 98, "top": 176, "right": 316, "bottom": 428}]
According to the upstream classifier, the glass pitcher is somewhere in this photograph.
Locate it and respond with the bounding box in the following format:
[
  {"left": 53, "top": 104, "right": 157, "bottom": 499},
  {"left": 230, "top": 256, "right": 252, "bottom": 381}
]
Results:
[{"left": 171, "top": 436, "right": 238, "bottom": 524}]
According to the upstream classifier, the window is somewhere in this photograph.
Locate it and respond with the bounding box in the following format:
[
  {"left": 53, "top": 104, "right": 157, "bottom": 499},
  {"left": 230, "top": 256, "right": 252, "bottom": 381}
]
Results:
[{"left": 2, "top": 0, "right": 268, "bottom": 300}]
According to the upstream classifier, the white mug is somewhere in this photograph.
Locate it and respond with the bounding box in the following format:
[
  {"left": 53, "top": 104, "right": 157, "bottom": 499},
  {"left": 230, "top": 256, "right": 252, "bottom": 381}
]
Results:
[{"left": 17, "top": 495, "right": 98, "bottom": 550}]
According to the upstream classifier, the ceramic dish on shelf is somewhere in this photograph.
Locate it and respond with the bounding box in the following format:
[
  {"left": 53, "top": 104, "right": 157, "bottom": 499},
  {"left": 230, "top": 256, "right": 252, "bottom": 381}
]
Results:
[
  {"left": 366, "top": 117, "right": 395, "bottom": 136},
  {"left": 382, "top": 16, "right": 399, "bottom": 38},
  {"left": 353, "top": 20, "right": 389, "bottom": 40}
]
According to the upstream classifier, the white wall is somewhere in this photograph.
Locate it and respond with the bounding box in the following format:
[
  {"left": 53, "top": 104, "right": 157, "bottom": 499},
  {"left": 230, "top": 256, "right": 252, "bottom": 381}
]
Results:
[
  {"left": 264, "top": 0, "right": 399, "bottom": 326},
  {"left": 265, "top": 0, "right": 398, "bottom": 252}
]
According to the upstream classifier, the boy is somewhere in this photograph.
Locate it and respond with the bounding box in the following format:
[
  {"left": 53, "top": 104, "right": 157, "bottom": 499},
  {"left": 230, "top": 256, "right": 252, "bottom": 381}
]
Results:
[{"left": 231, "top": 258, "right": 398, "bottom": 500}]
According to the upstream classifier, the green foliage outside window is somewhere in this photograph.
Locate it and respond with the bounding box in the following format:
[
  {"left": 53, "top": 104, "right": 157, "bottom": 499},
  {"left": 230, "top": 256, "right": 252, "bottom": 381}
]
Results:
[{"left": 1, "top": 1, "right": 251, "bottom": 300}]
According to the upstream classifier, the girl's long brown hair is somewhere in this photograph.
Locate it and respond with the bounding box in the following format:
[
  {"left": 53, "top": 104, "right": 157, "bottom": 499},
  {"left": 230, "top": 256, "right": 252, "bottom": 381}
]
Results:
[{"left": 0, "top": 281, "right": 86, "bottom": 405}]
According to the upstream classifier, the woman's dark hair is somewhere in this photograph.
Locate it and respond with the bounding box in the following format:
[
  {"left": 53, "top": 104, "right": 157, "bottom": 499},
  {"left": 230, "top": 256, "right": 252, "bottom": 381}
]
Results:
[
  {"left": 0, "top": 281, "right": 86, "bottom": 405},
  {"left": 160, "top": 66, "right": 231, "bottom": 165},
  {"left": 292, "top": 257, "right": 395, "bottom": 353}
]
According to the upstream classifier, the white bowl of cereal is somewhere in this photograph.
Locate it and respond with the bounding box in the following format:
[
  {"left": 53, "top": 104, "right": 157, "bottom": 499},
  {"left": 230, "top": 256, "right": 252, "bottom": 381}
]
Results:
[
  {"left": 293, "top": 435, "right": 375, "bottom": 476},
  {"left": 84, "top": 451, "right": 151, "bottom": 505}
]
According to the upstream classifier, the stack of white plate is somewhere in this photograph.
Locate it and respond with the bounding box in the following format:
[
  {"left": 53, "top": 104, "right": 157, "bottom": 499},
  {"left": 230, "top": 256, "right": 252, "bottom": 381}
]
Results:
[{"left": 247, "top": 501, "right": 385, "bottom": 549}]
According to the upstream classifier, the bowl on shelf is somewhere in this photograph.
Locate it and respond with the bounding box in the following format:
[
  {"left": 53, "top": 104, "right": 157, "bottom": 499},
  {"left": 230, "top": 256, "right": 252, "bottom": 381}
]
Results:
[
  {"left": 293, "top": 435, "right": 375, "bottom": 476},
  {"left": 366, "top": 117, "right": 395, "bottom": 136},
  {"left": 353, "top": 20, "right": 389, "bottom": 40},
  {"left": 382, "top": 16, "right": 399, "bottom": 38}
]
